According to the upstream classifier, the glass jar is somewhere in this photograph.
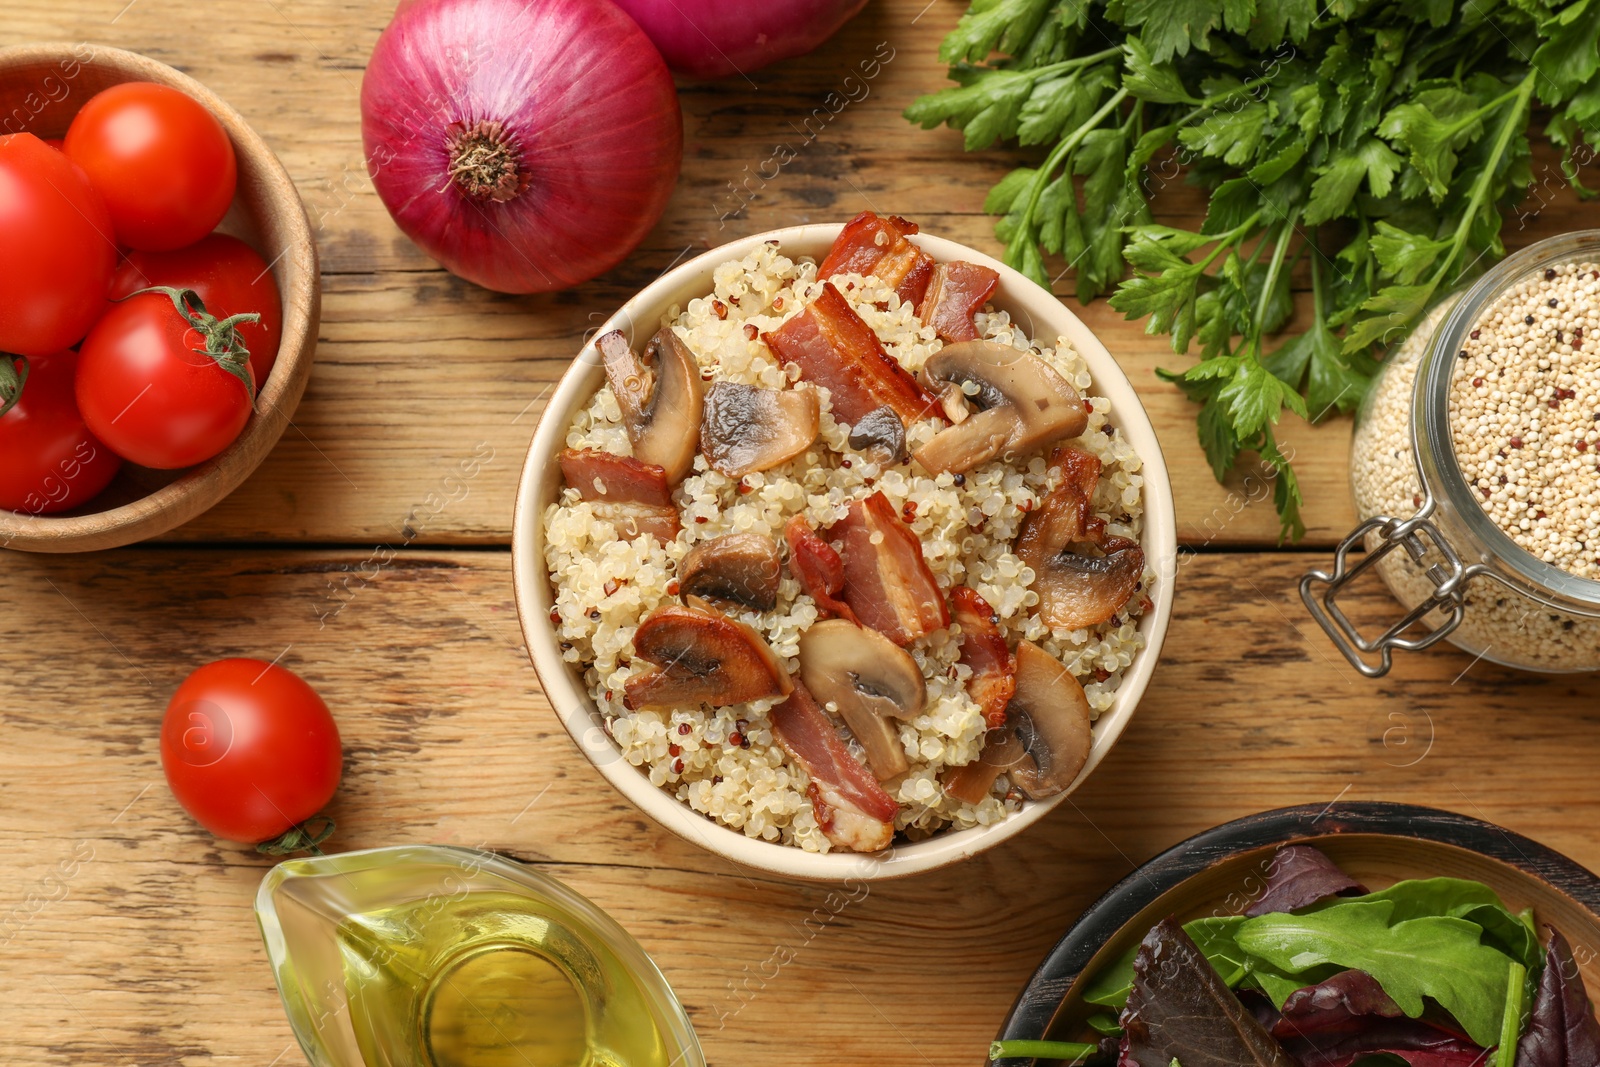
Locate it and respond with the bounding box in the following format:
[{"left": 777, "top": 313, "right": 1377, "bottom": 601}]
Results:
[
  {"left": 1303, "top": 231, "right": 1600, "bottom": 676},
  {"left": 256, "top": 845, "right": 704, "bottom": 1067}
]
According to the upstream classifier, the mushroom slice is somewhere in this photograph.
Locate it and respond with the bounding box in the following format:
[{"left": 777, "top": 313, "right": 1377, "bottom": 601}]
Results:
[
  {"left": 678, "top": 532, "right": 781, "bottom": 612},
  {"left": 1015, "top": 446, "right": 1144, "bottom": 630},
  {"left": 596, "top": 327, "right": 704, "bottom": 485},
  {"left": 784, "top": 516, "right": 858, "bottom": 624},
  {"left": 942, "top": 728, "right": 1026, "bottom": 805},
  {"left": 700, "top": 382, "right": 820, "bottom": 478},
  {"left": 1002, "top": 641, "right": 1092, "bottom": 799},
  {"left": 798, "top": 619, "right": 925, "bottom": 781},
  {"left": 770, "top": 681, "right": 899, "bottom": 853},
  {"left": 846, "top": 404, "right": 907, "bottom": 464},
  {"left": 623, "top": 600, "right": 792, "bottom": 710},
  {"left": 913, "top": 341, "right": 1088, "bottom": 474},
  {"left": 951, "top": 587, "right": 1016, "bottom": 729}
]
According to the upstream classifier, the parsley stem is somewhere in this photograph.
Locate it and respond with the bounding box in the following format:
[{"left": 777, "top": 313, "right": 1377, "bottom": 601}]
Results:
[
  {"left": 1253, "top": 209, "right": 1300, "bottom": 338},
  {"left": 1428, "top": 70, "right": 1537, "bottom": 288},
  {"left": 1195, "top": 212, "right": 1262, "bottom": 272},
  {"left": 1017, "top": 47, "right": 1123, "bottom": 82},
  {"left": 1011, "top": 86, "right": 1131, "bottom": 256}
]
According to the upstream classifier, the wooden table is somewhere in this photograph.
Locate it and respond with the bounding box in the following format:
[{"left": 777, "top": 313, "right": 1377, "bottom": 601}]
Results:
[{"left": 3, "top": 3, "right": 1597, "bottom": 1065}]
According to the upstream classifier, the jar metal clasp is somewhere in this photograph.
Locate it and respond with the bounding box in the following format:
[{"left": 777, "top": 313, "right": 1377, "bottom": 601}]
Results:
[{"left": 1300, "top": 499, "right": 1491, "bottom": 677}]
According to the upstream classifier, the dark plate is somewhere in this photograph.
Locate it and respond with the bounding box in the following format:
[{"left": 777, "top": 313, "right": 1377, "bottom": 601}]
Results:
[{"left": 995, "top": 801, "right": 1600, "bottom": 1064}]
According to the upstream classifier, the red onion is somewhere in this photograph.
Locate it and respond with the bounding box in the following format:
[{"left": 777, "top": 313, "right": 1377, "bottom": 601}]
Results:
[
  {"left": 612, "top": 0, "right": 869, "bottom": 79},
  {"left": 361, "top": 0, "right": 683, "bottom": 293}
]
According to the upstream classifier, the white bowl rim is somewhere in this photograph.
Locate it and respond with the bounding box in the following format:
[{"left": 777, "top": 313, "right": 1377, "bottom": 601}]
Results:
[{"left": 512, "top": 223, "right": 1177, "bottom": 882}]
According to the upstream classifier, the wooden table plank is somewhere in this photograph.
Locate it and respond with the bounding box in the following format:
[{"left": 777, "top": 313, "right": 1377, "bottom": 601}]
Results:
[
  {"left": 6, "top": 0, "right": 1593, "bottom": 548},
  {"left": 3, "top": 547, "right": 1597, "bottom": 1066}
]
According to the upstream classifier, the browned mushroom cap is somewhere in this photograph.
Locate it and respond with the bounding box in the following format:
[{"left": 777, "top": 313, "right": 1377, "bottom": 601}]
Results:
[
  {"left": 913, "top": 341, "right": 1088, "bottom": 474},
  {"left": 1002, "top": 641, "right": 1091, "bottom": 799},
  {"left": 623, "top": 599, "right": 792, "bottom": 710},
  {"left": 846, "top": 404, "right": 907, "bottom": 463},
  {"left": 678, "top": 532, "right": 782, "bottom": 612},
  {"left": 1014, "top": 448, "right": 1144, "bottom": 630},
  {"left": 1032, "top": 548, "right": 1144, "bottom": 631},
  {"left": 942, "top": 727, "right": 1025, "bottom": 804},
  {"left": 596, "top": 328, "right": 704, "bottom": 485},
  {"left": 701, "top": 382, "right": 820, "bottom": 478},
  {"left": 798, "top": 619, "right": 925, "bottom": 780}
]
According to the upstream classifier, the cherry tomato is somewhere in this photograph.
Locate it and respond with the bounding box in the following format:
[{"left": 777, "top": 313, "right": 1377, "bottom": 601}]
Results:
[
  {"left": 160, "top": 659, "right": 342, "bottom": 843},
  {"left": 76, "top": 289, "right": 256, "bottom": 469},
  {"left": 64, "top": 82, "right": 237, "bottom": 251},
  {"left": 0, "top": 133, "right": 118, "bottom": 355},
  {"left": 0, "top": 351, "right": 122, "bottom": 514},
  {"left": 110, "top": 234, "right": 285, "bottom": 386}
]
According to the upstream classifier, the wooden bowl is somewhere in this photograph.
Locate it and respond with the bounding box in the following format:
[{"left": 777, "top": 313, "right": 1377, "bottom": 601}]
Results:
[
  {"left": 511, "top": 223, "right": 1179, "bottom": 882},
  {"left": 0, "top": 43, "right": 319, "bottom": 553},
  {"left": 996, "top": 802, "right": 1600, "bottom": 1063}
]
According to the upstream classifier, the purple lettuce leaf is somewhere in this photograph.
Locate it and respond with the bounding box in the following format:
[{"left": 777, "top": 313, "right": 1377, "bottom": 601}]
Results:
[
  {"left": 1515, "top": 926, "right": 1600, "bottom": 1066},
  {"left": 1246, "top": 845, "right": 1369, "bottom": 918},
  {"left": 1270, "top": 970, "right": 1488, "bottom": 1067},
  {"left": 1117, "top": 917, "right": 1298, "bottom": 1067}
]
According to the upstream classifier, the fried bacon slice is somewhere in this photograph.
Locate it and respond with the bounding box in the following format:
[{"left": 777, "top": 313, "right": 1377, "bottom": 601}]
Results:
[
  {"left": 559, "top": 447, "right": 680, "bottom": 543},
  {"left": 764, "top": 282, "right": 944, "bottom": 425},
  {"left": 916, "top": 261, "right": 999, "bottom": 343},
  {"left": 770, "top": 681, "right": 898, "bottom": 852},
  {"left": 559, "top": 448, "right": 673, "bottom": 507},
  {"left": 951, "top": 586, "right": 1015, "bottom": 729},
  {"left": 784, "top": 515, "right": 859, "bottom": 624},
  {"left": 834, "top": 491, "right": 950, "bottom": 645},
  {"left": 818, "top": 211, "right": 935, "bottom": 307}
]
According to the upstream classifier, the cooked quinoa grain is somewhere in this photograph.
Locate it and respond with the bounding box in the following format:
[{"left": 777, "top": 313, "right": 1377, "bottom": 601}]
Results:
[{"left": 543, "top": 242, "right": 1152, "bottom": 851}]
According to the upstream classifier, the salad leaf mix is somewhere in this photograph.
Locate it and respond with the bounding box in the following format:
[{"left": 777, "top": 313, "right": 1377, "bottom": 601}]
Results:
[
  {"left": 991, "top": 845, "right": 1600, "bottom": 1066},
  {"left": 908, "top": 0, "right": 1600, "bottom": 539}
]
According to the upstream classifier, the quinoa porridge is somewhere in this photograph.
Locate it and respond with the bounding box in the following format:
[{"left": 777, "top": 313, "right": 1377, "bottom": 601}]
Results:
[
  {"left": 542, "top": 214, "right": 1154, "bottom": 853},
  {"left": 1350, "top": 263, "right": 1600, "bottom": 671}
]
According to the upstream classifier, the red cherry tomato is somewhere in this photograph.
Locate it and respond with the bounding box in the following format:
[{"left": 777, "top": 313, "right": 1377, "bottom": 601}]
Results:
[
  {"left": 76, "top": 289, "right": 256, "bottom": 469},
  {"left": 160, "top": 659, "right": 342, "bottom": 843},
  {"left": 110, "top": 234, "right": 285, "bottom": 386},
  {"left": 64, "top": 82, "right": 237, "bottom": 251},
  {"left": 0, "top": 350, "right": 122, "bottom": 514},
  {"left": 0, "top": 133, "right": 118, "bottom": 355}
]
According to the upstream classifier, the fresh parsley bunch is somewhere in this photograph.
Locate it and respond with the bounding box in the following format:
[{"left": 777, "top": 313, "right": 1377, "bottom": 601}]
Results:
[{"left": 907, "top": 0, "right": 1600, "bottom": 539}]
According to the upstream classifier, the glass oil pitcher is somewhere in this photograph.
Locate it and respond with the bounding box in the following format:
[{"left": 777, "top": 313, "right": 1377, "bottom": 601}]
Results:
[{"left": 255, "top": 845, "right": 704, "bottom": 1067}]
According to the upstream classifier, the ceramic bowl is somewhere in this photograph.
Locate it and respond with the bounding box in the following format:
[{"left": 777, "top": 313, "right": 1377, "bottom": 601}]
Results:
[
  {"left": 511, "top": 223, "right": 1178, "bottom": 881},
  {"left": 996, "top": 801, "right": 1600, "bottom": 1063},
  {"left": 0, "top": 43, "right": 319, "bottom": 553}
]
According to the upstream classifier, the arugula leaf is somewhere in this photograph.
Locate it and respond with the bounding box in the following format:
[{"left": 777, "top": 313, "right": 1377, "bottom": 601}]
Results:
[{"left": 1236, "top": 900, "right": 1513, "bottom": 1046}]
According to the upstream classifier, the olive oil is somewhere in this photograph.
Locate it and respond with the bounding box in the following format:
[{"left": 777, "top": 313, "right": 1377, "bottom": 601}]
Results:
[{"left": 256, "top": 847, "right": 702, "bottom": 1067}]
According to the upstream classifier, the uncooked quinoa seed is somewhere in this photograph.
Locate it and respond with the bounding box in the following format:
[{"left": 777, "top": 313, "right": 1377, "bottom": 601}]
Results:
[{"left": 1450, "top": 261, "right": 1600, "bottom": 579}]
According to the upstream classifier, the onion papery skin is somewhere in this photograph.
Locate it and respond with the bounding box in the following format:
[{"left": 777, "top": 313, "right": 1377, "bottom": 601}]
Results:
[
  {"left": 612, "top": 0, "right": 870, "bottom": 80},
  {"left": 361, "top": 0, "right": 683, "bottom": 294}
]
